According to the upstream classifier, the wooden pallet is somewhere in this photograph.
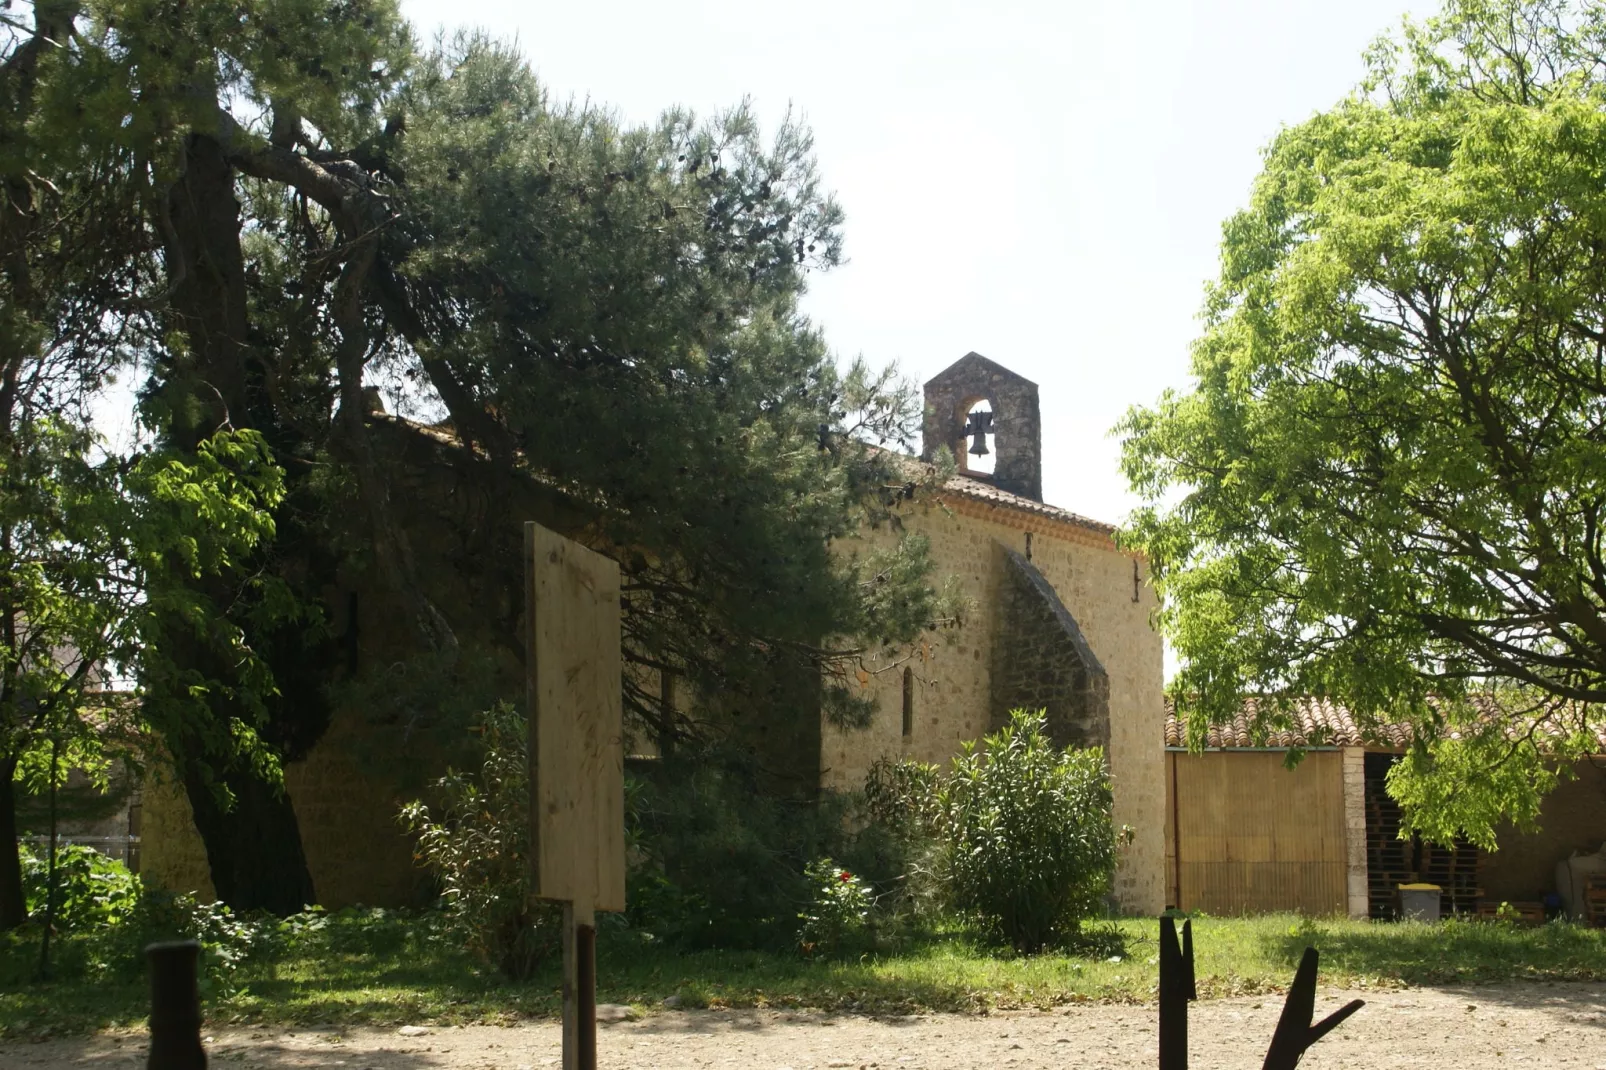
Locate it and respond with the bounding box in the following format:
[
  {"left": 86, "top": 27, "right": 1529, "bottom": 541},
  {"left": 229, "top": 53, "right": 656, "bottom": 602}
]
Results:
[
  {"left": 1585, "top": 875, "right": 1606, "bottom": 928},
  {"left": 1476, "top": 899, "right": 1545, "bottom": 924},
  {"left": 1364, "top": 753, "right": 1481, "bottom": 918}
]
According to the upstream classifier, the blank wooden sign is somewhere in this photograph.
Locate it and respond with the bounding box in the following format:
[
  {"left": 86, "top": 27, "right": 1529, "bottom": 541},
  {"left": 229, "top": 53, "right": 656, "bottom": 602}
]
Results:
[{"left": 526, "top": 522, "right": 626, "bottom": 914}]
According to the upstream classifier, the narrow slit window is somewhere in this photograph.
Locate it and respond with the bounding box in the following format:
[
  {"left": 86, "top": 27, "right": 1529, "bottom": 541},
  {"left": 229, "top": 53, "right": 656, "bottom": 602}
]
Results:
[{"left": 901, "top": 667, "right": 914, "bottom": 738}]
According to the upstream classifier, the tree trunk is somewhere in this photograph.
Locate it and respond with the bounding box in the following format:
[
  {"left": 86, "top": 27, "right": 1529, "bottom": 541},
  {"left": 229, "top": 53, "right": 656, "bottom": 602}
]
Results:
[
  {"left": 157, "top": 130, "right": 324, "bottom": 913},
  {"left": 181, "top": 759, "right": 317, "bottom": 916},
  {"left": 0, "top": 757, "right": 23, "bottom": 929},
  {"left": 162, "top": 132, "right": 252, "bottom": 448}
]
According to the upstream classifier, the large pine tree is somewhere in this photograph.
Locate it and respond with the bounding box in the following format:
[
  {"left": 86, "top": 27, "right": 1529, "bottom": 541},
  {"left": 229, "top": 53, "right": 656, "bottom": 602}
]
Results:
[{"left": 4, "top": 1, "right": 942, "bottom": 911}]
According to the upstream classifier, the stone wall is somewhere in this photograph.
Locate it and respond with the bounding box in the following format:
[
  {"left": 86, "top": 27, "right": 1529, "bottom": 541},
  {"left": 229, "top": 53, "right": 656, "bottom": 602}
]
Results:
[
  {"left": 141, "top": 702, "right": 438, "bottom": 908},
  {"left": 142, "top": 417, "right": 549, "bottom": 908},
  {"left": 991, "top": 548, "right": 1110, "bottom": 749},
  {"left": 137, "top": 774, "right": 215, "bottom": 900},
  {"left": 824, "top": 493, "right": 1166, "bottom": 914},
  {"left": 1342, "top": 747, "right": 1369, "bottom": 918},
  {"left": 141, "top": 415, "right": 1167, "bottom": 915}
]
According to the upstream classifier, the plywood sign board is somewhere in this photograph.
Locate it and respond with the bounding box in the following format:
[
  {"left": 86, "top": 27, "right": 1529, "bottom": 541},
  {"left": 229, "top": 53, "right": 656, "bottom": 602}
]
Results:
[{"left": 526, "top": 522, "right": 626, "bottom": 913}]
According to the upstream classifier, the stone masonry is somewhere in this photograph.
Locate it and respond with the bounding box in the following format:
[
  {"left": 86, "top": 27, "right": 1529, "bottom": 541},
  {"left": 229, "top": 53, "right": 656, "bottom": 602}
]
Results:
[
  {"left": 142, "top": 354, "right": 1167, "bottom": 917},
  {"left": 1342, "top": 747, "right": 1369, "bottom": 919},
  {"left": 827, "top": 353, "right": 1166, "bottom": 914},
  {"left": 825, "top": 493, "right": 1166, "bottom": 914},
  {"left": 921, "top": 352, "right": 1043, "bottom": 502},
  {"left": 991, "top": 547, "right": 1111, "bottom": 750}
]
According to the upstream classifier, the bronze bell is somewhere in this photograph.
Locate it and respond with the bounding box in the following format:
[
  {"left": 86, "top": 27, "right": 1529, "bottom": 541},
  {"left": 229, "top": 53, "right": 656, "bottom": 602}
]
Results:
[{"left": 965, "top": 408, "right": 994, "bottom": 456}]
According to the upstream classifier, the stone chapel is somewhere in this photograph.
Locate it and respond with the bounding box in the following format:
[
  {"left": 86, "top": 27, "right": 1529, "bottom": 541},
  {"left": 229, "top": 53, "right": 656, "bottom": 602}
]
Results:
[
  {"left": 139, "top": 351, "right": 1165, "bottom": 915},
  {"left": 831, "top": 352, "right": 1165, "bottom": 913}
]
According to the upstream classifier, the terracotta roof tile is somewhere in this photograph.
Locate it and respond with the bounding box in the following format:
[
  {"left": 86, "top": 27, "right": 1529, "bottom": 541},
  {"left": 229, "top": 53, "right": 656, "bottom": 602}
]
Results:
[
  {"left": 938, "top": 474, "right": 1117, "bottom": 536},
  {"left": 1164, "top": 697, "right": 1411, "bottom": 750},
  {"left": 878, "top": 451, "right": 1119, "bottom": 537},
  {"left": 1163, "top": 696, "right": 1606, "bottom": 751}
]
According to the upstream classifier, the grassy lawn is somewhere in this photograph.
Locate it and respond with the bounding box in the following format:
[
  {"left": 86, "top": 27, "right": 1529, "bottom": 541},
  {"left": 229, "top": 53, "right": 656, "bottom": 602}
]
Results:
[{"left": 3, "top": 911, "right": 1604, "bottom": 1039}]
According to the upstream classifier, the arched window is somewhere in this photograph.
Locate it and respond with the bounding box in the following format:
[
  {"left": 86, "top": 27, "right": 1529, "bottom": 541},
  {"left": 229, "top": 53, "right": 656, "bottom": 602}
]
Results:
[{"left": 902, "top": 667, "right": 915, "bottom": 738}]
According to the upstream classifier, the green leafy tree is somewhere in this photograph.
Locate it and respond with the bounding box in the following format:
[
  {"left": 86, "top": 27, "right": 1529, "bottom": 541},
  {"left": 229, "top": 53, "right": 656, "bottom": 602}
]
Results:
[
  {"left": 2, "top": 1, "right": 287, "bottom": 926},
  {"left": 0, "top": 422, "right": 284, "bottom": 931},
  {"left": 1120, "top": 0, "right": 1606, "bottom": 845}
]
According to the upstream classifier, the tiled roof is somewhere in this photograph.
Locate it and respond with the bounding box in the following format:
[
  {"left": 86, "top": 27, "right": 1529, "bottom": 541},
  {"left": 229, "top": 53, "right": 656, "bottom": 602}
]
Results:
[
  {"left": 1164, "top": 697, "right": 1412, "bottom": 750},
  {"left": 939, "top": 474, "right": 1118, "bottom": 536},
  {"left": 403, "top": 419, "right": 1123, "bottom": 545},
  {"left": 1164, "top": 696, "right": 1606, "bottom": 752},
  {"left": 877, "top": 450, "right": 1119, "bottom": 538}
]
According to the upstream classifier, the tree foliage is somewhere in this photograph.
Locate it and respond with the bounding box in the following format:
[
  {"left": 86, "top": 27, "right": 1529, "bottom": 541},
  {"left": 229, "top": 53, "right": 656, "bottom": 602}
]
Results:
[
  {"left": 3, "top": 0, "right": 943, "bottom": 909},
  {"left": 1120, "top": 0, "right": 1606, "bottom": 844},
  {"left": 0, "top": 422, "right": 285, "bottom": 929}
]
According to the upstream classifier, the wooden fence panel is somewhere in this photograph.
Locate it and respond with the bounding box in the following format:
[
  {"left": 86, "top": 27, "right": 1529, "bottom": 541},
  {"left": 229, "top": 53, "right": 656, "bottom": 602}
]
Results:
[{"left": 1169, "top": 751, "right": 1346, "bottom": 915}]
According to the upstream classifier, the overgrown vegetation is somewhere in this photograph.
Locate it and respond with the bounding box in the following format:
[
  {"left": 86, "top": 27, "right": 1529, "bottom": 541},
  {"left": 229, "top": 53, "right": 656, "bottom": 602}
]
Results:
[
  {"left": 399, "top": 703, "right": 558, "bottom": 980},
  {"left": 4, "top": 906, "right": 1604, "bottom": 1038},
  {"left": 13, "top": 843, "right": 275, "bottom": 998},
  {"left": 622, "top": 752, "right": 893, "bottom": 953},
  {"left": 400, "top": 706, "right": 1119, "bottom": 969},
  {"left": 1, "top": 0, "right": 956, "bottom": 921}
]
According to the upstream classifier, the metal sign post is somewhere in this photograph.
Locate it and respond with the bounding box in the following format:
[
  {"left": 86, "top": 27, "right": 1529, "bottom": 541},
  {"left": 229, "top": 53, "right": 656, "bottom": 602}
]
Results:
[{"left": 526, "top": 522, "right": 626, "bottom": 1070}]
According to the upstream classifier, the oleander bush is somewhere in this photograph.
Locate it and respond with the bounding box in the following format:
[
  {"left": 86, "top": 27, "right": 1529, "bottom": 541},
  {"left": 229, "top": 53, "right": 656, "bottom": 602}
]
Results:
[{"left": 937, "top": 710, "right": 1120, "bottom": 952}]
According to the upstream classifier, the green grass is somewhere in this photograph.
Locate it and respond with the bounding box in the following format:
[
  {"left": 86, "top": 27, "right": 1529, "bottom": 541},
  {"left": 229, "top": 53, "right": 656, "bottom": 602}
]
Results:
[{"left": 3, "top": 911, "right": 1604, "bottom": 1039}]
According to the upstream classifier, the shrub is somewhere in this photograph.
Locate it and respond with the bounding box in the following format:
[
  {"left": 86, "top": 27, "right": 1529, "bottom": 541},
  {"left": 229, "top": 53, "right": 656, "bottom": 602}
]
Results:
[
  {"left": 796, "top": 858, "right": 873, "bottom": 957},
  {"left": 16, "top": 844, "right": 268, "bottom": 993},
  {"left": 21, "top": 843, "right": 142, "bottom": 931},
  {"left": 117, "top": 891, "right": 269, "bottom": 997},
  {"left": 862, "top": 756, "right": 942, "bottom": 837},
  {"left": 625, "top": 750, "right": 870, "bottom": 951},
  {"left": 858, "top": 756, "right": 945, "bottom": 927},
  {"left": 938, "top": 709, "right": 1119, "bottom": 952},
  {"left": 399, "top": 702, "right": 560, "bottom": 980}
]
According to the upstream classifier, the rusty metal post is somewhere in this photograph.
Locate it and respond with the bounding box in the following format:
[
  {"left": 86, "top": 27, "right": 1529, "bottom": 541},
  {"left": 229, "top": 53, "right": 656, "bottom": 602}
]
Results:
[
  {"left": 576, "top": 918, "right": 597, "bottom": 1070},
  {"left": 146, "top": 940, "right": 206, "bottom": 1070},
  {"left": 562, "top": 903, "right": 598, "bottom": 1070},
  {"left": 1261, "top": 947, "right": 1365, "bottom": 1070},
  {"left": 1157, "top": 916, "right": 1196, "bottom": 1070}
]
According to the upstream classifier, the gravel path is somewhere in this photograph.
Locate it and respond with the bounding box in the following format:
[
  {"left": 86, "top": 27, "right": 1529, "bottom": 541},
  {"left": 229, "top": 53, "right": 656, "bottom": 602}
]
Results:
[{"left": 5, "top": 983, "right": 1605, "bottom": 1069}]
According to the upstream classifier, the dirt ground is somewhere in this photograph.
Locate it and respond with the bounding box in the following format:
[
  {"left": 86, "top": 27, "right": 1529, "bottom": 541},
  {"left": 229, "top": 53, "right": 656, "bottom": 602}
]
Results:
[{"left": 5, "top": 983, "right": 1604, "bottom": 1069}]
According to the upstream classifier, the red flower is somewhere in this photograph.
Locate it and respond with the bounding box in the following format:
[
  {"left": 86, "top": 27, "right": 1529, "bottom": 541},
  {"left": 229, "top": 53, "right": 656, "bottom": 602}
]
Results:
[{"left": 840, "top": 872, "right": 852, "bottom": 882}]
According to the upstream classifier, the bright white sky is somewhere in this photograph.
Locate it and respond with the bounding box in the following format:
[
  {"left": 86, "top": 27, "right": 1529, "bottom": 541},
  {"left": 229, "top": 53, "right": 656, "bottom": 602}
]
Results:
[{"left": 401, "top": 0, "right": 1437, "bottom": 528}]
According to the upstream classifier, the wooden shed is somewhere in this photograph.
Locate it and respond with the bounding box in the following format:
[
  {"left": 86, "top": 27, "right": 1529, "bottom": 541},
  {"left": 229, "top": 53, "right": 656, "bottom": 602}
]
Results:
[{"left": 1162, "top": 699, "right": 1606, "bottom": 919}]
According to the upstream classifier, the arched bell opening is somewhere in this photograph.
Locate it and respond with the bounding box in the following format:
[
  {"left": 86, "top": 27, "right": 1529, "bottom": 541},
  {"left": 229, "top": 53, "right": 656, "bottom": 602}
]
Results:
[{"left": 959, "top": 396, "right": 996, "bottom": 476}]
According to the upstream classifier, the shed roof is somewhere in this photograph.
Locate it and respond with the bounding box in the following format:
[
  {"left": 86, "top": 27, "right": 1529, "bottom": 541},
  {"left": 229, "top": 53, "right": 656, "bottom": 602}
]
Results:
[
  {"left": 1163, "top": 696, "right": 1410, "bottom": 750},
  {"left": 1163, "top": 695, "right": 1606, "bottom": 752}
]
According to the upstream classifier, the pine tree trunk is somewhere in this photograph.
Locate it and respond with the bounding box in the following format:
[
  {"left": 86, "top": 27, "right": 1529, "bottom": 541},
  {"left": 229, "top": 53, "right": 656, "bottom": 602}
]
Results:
[
  {"left": 157, "top": 131, "right": 322, "bottom": 916},
  {"left": 181, "top": 759, "right": 317, "bottom": 916},
  {"left": 0, "top": 756, "right": 25, "bottom": 930}
]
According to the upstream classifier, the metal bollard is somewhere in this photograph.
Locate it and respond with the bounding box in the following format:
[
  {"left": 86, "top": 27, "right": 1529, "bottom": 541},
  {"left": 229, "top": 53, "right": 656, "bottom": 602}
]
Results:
[{"left": 145, "top": 940, "right": 207, "bottom": 1070}]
